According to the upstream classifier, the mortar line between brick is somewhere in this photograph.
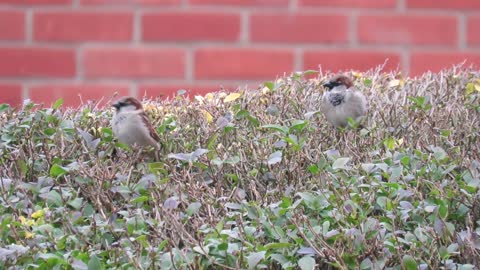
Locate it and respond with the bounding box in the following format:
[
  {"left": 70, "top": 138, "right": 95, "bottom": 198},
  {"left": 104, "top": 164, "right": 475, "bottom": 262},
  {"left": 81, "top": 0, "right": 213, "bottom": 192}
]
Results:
[
  {"left": 349, "top": 11, "right": 358, "bottom": 48},
  {"left": 185, "top": 49, "right": 194, "bottom": 83},
  {"left": 22, "top": 85, "right": 29, "bottom": 101},
  {"left": 289, "top": 0, "right": 298, "bottom": 11},
  {"left": 133, "top": 10, "right": 141, "bottom": 44},
  {"left": 0, "top": 78, "right": 267, "bottom": 87},
  {"left": 397, "top": 0, "right": 406, "bottom": 12},
  {"left": 76, "top": 47, "right": 84, "bottom": 82},
  {"left": 294, "top": 48, "right": 303, "bottom": 71},
  {"left": 25, "top": 9, "right": 33, "bottom": 45},
  {"left": 401, "top": 47, "right": 410, "bottom": 76},
  {"left": 131, "top": 82, "right": 139, "bottom": 98},
  {"left": 180, "top": 0, "right": 188, "bottom": 9},
  {"left": 458, "top": 14, "right": 467, "bottom": 50},
  {"left": 240, "top": 10, "right": 249, "bottom": 45}
]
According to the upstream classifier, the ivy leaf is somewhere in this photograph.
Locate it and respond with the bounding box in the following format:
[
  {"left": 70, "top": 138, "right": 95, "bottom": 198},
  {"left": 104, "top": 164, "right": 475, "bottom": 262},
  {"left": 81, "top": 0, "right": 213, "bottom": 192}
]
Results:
[
  {"left": 52, "top": 98, "right": 64, "bottom": 110},
  {"left": 298, "top": 256, "right": 315, "bottom": 270},
  {"left": 186, "top": 202, "right": 202, "bottom": 216},
  {"left": 88, "top": 255, "right": 101, "bottom": 270},
  {"left": 39, "top": 190, "right": 62, "bottom": 206},
  {"left": 224, "top": 92, "right": 242, "bottom": 102},
  {"left": 0, "top": 104, "right": 10, "bottom": 114},
  {"left": 332, "top": 157, "right": 350, "bottom": 170},
  {"left": 268, "top": 151, "right": 282, "bottom": 165},
  {"left": 247, "top": 251, "right": 266, "bottom": 269},
  {"left": 264, "top": 81, "right": 275, "bottom": 91},
  {"left": 402, "top": 255, "right": 418, "bottom": 270},
  {"left": 261, "top": 124, "right": 289, "bottom": 135},
  {"left": 50, "top": 164, "right": 68, "bottom": 178},
  {"left": 71, "top": 259, "right": 88, "bottom": 270}
]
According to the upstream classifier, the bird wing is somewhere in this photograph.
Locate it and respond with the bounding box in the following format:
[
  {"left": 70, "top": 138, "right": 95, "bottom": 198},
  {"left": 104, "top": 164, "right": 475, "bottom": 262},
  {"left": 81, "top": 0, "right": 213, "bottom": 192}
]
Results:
[
  {"left": 345, "top": 90, "right": 368, "bottom": 115},
  {"left": 139, "top": 111, "right": 160, "bottom": 142}
]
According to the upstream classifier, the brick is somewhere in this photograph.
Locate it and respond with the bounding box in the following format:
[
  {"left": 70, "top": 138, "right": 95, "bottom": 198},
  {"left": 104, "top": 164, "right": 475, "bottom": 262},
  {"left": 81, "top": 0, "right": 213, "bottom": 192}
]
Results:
[
  {"left": 358, "top": 15, "right": 457, "bottom": 46},
  {"left": 143, "top": 12, "right": 240, "bottom": 41},
  {"left": 410, "top": 52, "right": 480, "bottom": 75},
  {"left": 251, "top": 13, "right": 348, "bottom": 43},
  {"left": 299, "top": 0, "right": 395, "bottom": 8},
  {"left": 28, "top": 84, "right": 130, "bottom": 107},
  {"left": 0, "top": 84, "right": 22, "bottom": 107},
  {"left": 303, "top": 51, "right": 401, "bottom": 72},
  {"left": 0, "top": 0, "right": 70, "bottom": 4},
  {"left": 0, "top": 48, "right": 75, "bottom": 77},
  {"left": 188, "top": 0, "right": 288, "bottom": 6},
  {"left": 34, "top": 12, "right": 133, "bottom": 42},
  {"left": 468, "top": 17, "right": 480, "bottom": 46},
  {"left": 407, "top": 0, "right": 480, "bottom": 9},
  {"left": 0, "top": 11, "right": 24, "bottom": 40},
  {"left": 139, "top": 84, "right": 232, "bottom": 99},
  {"left": 81, "top": 0, "right": 179, "bottom": 5},
  {"left": 195, "top": 48, "right": 294, "bottom": 80},
  {"left": 84, "top": 48, "right": 185, "bottom": 79}
]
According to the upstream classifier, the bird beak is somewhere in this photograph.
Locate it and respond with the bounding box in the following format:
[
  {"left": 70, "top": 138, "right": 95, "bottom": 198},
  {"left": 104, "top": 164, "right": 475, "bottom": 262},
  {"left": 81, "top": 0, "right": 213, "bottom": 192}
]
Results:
[
  {"left": 112, "top": 102, "right": 121, "bottom": 110},
  {"left": 323, "top": 82, "right": 334, "bottom": 90}
]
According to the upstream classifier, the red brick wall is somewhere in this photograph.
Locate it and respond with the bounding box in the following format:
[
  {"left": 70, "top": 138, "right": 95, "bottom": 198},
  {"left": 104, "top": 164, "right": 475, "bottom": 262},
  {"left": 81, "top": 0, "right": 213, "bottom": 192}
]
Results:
[{"left": 0, "top": 0, "right": 479, "bottom": 107}]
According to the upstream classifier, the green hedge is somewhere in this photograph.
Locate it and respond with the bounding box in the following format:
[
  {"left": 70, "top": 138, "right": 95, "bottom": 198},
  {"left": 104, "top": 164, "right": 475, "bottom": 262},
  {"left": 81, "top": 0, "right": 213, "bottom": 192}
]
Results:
[{"left": 0, "top": 67, "right": 479, "bottom": 269}]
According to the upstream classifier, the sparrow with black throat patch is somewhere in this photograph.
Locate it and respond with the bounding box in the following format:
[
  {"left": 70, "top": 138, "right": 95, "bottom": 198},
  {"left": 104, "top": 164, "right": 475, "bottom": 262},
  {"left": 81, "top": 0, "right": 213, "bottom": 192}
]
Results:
[
  {"left": 320, "top": 74, "right": 368, "bottom": 128},
  {"left": 111, "top": 97, "right": 161, "bottom": 153}
]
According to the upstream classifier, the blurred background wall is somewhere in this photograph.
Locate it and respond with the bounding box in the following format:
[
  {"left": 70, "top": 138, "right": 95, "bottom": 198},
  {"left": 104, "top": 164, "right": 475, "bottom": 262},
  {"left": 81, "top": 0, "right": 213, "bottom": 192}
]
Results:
[{"left": 0, "top": 0, "right": 479, "bottom": 107}]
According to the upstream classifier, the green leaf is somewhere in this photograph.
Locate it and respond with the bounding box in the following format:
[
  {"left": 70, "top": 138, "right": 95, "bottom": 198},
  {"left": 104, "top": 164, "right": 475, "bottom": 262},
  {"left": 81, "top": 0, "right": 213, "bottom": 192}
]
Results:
[
  {"left": 268, "top": 151, "right": 282, "bottom": 165},
  {"left": 0, "top": 104, "right": 10, "bottom": 114},
  {"left": 384, "top": 137, "right": 395, "bottom": 151},
  {"left": 39, "top": 190, "right": 63, "bottom": 206},
  {"left": 247, "top": 251, "right": 266, "bottom": 269},
  {"left": 88, "top": 255, "right": 101, "bottom": 270},
  {"left": 400, "top": 156, "right": 410, "bottom": 167},
  {"left": 207, "top": 133, "right": 219, "bottom": 150},
  {"left": 360, "top": 258, "right": 373, "bottom": 270},
  {"left": 148, "top": 162, "right": 165, "bottom": 174},
  {"left": 289, "top": 120, "right": 308, "bottom": 133},
  {"left": 466, "top": 82, "right": 475, "bottom": 95},
  {"left": 298, "top": 256, "right": 315, "bottom": 270},
  {"left": 186, "top": 202, "right": 202, "bottom": 216},
  {"left": 168, "top": 149, "right": 209, "bottom": 162},
  {"left": 302, "top": 70, "right": 318, "bottom": 76},
  {"left": 402, "top": 255, "right": 418, "bottom": 270},
  {"left": 308, "top": 165, "right": 319, "bottom": 174},
  {"left": 131, "top": 196, "right": 150, "bottom": 204},
  {"left": 264, "top": 81, "right": 274, "bottom": 91},
  {"left": 439, "top": 203, "right": 448, "bottom": 219},
  {"left": 224, "top": 156, "right": 241, "bottom": 165},
  {"left": 270, "top": 254, "right": 289, "bottom": 265},
  {"left": 431, "top": 146, "right": 448, "bottom": 161},
  {"left": 246, "top": 115, "right": 260, "bottom": 127},
  {"left": 332, "top": 157, "right": 350, "bottom": 170},
  {"left": 159, "top": 239, "right": 168, "bottom": 251},
  {"left": 44, "top": 128, "right": 56, "bottom": 136},
  {"left": 68, "top": 198, "right": 83, "bottom": 210},
  {"left": 50, "top": 164, "right": 68, "bottom": 178},
  {"left": 264, "top": 242, "right": 294, "bottom": 250},
  {"left": 52, "top": 98, "right": 64, "bottom": 109},
  {"left": 261, "top": 124, "right": 289, "bottom": 135},
  {"left": 363, "top": 78, "right": 372, "bottom": 86}
]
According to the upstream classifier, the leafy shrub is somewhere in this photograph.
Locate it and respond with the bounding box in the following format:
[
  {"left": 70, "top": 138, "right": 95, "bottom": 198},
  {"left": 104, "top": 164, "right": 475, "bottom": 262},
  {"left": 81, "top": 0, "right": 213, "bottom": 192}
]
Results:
[{"left": 1, "top": 67, "right": 479, "bottom": 269}]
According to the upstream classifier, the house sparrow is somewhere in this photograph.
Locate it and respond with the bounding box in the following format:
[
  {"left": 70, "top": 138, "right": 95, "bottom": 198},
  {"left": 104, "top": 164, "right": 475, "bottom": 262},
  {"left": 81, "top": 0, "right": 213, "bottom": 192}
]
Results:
[
  {"left": 111, "top": 96, "right": 160, "bottom": 150},
  {"left": 320, "top": 74, "right": 368, "bottom": 128}
]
